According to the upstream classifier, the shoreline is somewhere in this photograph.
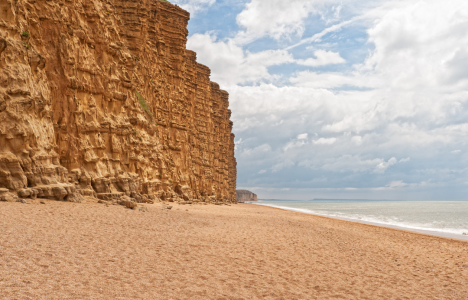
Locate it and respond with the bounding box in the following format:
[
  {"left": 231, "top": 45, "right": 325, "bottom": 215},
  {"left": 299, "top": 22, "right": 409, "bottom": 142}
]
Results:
[
  {"left": 251, "top": 202, "right": 468, "bottom": 242},
  {"left": 1, "top": 200, "right": 468, "bottom": 299}
]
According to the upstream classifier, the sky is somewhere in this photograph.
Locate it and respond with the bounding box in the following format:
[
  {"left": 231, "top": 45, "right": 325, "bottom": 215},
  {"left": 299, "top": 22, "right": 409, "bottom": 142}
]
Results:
[{"left": 172, "top": 0, "right": 468, "bottom": 200}]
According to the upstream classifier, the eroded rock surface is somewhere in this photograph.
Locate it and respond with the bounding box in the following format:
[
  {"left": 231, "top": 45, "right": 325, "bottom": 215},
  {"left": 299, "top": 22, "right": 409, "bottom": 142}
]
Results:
[{"left": 0, "top": 0, "right": 237, "bottom": 204}]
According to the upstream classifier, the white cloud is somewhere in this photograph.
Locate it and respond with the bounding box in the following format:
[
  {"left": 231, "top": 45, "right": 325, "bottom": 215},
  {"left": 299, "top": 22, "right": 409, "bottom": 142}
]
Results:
[
  {"left": 188, "top": 36, "right": 345, "bottom": 86},
  {"left": 386, "top": 180, "right": 407, "bottom": 188},
  {"left": 187, "top": 0, "right": 468, "bottom": 198},
  {"left": 172, "top": 0, "right": 216, "bottom": 14},
  {"left": 363, "top": 0, "right": 468, "bottom": 90},
  {"left": 351, "top": 135, "right": 362, "bottom": 145},
  {"left": 271, "top": 160, "right": 295, "bottom": 172},
  {"left": 235, "top": 0, "right": 389, "bottom": 44},
  {"left": 298, "top": 155, "right": 399, "bottom": 174},
  {"left": 289, "top": 71, "right": 379, "bottom": 89},
  {"left": 241, "top": 143, "right": 272, "bottom": 156},
  {"left": 312, "top": 137, "right": 337, "bottom": 145},
  {"left": 443, "top": 49, "right": 468, "bottom": 84},
  {"left": 286, "top": 14, "right": 365, "bottom": 50},
  {"left": 235, "top": 0, "right": 319, "bottom": 43},
  {"left": 284, "top": 134, "right": 309, "bottom": 151},
  {"left": 187, "top": 33, "right": 294, "bottom": 85},
  {"left": 373, "top": 157, "right": 397, "bottom": 174},
  {"left": 297, "top": 50, "right": 345, "bottom": 67}
]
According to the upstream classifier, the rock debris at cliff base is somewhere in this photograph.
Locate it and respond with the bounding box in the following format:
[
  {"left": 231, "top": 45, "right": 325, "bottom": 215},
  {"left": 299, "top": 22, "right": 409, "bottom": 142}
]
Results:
[{"left": 0, "top": 0, "right": 237, "bottom": 204}]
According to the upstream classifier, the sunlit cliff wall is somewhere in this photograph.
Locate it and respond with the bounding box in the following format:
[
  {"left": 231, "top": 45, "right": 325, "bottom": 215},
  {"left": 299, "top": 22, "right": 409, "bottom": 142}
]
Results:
[{"left": 0, "top": 0, "right": 236, "bottom": 203}]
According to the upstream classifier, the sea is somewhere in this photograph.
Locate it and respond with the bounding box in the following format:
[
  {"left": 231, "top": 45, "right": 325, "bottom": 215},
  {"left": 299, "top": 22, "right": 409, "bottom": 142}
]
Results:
[{"left": 253, "top": 199, "right": 468, "bottom": 241}]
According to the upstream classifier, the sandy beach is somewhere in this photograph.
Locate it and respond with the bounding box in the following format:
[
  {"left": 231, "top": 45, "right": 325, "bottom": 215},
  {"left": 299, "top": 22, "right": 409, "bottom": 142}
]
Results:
[{"left": 1, "top": 200, "right": 467, "bottom": 299}]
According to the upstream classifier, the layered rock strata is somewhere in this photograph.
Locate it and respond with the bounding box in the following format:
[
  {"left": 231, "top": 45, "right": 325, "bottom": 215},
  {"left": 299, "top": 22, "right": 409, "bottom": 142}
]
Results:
[
  {"left": 236, "top": 190, "right": 257, "bottom": 202},
  {"left": 0, "top": 0, "right": 236, "bottom": 203}
]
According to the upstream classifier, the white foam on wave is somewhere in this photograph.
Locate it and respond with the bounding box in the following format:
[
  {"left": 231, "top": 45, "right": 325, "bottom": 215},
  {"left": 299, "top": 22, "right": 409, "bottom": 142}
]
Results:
[{"left": 253, "top": 202, "right": 468, "bottom": 239}]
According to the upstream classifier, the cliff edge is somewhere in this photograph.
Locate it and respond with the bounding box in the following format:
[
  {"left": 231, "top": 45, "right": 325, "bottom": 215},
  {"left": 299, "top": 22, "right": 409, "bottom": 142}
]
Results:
[{"left": 0, "top": 0, "right": 237, "bottom": 204}]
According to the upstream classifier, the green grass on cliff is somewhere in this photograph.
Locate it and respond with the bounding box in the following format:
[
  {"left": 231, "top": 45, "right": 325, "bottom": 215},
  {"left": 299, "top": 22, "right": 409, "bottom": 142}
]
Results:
[
  {"left": 135, "top": 91, "right": 157, "bottom": 126},
  {"left": 136, "top": 91, "right": 153, "bottom": 116}
]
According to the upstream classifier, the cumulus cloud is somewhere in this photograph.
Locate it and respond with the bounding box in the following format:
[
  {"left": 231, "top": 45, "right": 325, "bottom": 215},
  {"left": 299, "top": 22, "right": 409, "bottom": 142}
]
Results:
[
  {"left": 286, "top": 14, "right": 364, "bottom": 50},
  {"left": 297, "top": 50, "right": 345, "bottom": 67},
  {"left": 234, "top": 0, "right": 388, "bottom": 44},
  {"left": 235, "top": 0, "right": 319, "bottom": 43},
  {"left": 312, "top": 137, "right": 337, "bottom": 145},
  {"left": 351, "top": 136, "right": 362, "bottom": 145},
  {"left": 386, "top": 180, "right": 407, "bottom": 188},
  {"left": 283, "top": 134, "right": 309, "bottom": 152},
  {"left": 373, "top": 157, "right": 397, "bottom": 174},
  {"left": 172, "top": 0, "right": 216, "bottom": 14},
  {"left": 443, "top": 49, "right": 468, "bottom": 84},
  {"left": 289, "top": 71, "right": 379, "bottom": 89},
  {"left": 241, "top": 143, "right": 272, "bottom": 157},
  {"left": 188, "top": 34, "right": 346, "bottom": 86},
  {"left": 187, "top": 33, "right": 294, "bottom": 85},
  {"left": 363, "top": 0, "right": 468, "bottom": 90},
  {"left": 271, "top": 160, "right": 295, "bottom": 172},
  {"left": 187, "top": 0, "right": 468, "bottom": 199},
  {"left": 298, "top": 155, "right": 400, "bottom": 174}
]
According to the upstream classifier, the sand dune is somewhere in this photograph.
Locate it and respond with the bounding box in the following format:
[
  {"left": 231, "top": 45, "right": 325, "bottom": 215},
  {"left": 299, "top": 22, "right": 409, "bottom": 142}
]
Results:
[{"left": 1, "top": 200, "right": 467, "bottom": 299}]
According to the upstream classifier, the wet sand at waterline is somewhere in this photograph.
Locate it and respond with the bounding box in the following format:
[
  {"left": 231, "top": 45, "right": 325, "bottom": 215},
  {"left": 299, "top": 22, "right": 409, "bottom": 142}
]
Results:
[{"left": 1, "top": 200, "right": 467, "bottom": 299}]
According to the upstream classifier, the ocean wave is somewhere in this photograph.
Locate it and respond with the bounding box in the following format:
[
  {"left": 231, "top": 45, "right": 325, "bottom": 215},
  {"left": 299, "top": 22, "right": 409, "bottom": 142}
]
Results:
[{"left": 253, "top": 202, "right": 468, "bottom": 237}]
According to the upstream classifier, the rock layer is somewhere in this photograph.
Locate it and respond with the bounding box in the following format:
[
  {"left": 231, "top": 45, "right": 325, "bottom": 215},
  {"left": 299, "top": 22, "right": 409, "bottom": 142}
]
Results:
[{"left": 0, "top": 0, "right": 236, "bottom": 203}]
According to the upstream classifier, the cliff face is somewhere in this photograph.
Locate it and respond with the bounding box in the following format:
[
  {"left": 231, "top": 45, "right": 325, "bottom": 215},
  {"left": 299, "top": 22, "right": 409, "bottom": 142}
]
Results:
[
  {"left": 0, "top": 0, "right": 236, "bottom": 203},
  {"left": 236, "top": 190, "right": 257, "bottom": 202}
]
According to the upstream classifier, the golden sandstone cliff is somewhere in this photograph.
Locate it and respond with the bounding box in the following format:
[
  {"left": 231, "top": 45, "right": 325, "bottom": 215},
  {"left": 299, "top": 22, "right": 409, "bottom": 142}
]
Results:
[{"left": 0, "top": 0, "right": 237, "bottom": 204}]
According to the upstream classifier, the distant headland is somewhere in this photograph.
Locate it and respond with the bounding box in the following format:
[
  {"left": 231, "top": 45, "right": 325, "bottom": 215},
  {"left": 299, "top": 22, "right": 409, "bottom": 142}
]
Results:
[{"left": 236, "top": 190, "right": 257, "bottom": 202}]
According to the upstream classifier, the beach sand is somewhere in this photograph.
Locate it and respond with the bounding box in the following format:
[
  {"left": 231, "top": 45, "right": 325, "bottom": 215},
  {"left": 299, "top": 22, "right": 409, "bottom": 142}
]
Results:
[{"left": 1, "top": 200, "right": 467, "bottom": 299}]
